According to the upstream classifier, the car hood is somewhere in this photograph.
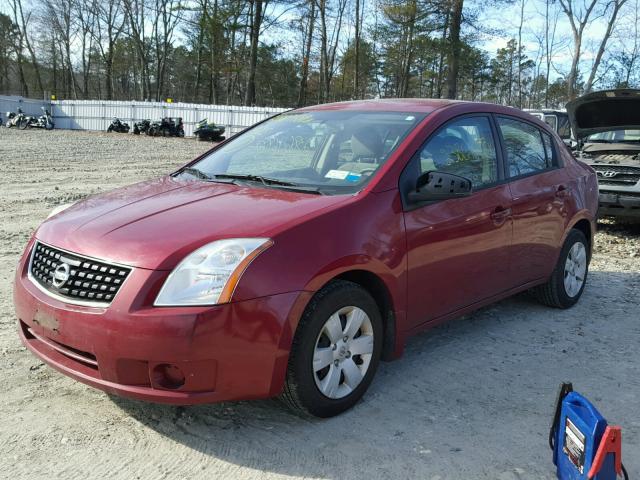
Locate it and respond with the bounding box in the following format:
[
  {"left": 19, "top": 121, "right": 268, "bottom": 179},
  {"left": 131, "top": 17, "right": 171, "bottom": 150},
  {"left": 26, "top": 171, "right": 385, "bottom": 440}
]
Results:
[
  {"left": 566, "top": 89, "right": 640, "bottom": 139},
  {"left": 36, "top": 176, "right": 348, "bottom": 270}
]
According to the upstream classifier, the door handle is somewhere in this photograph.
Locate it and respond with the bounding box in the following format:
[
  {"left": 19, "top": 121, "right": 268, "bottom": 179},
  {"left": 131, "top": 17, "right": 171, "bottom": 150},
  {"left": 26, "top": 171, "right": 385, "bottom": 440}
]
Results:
[
  {"left": 555, "top": 185, "right": 570, "bottom": 198},
  {"left": 490, "top": 206, "right": 512, "bottom": 224}
]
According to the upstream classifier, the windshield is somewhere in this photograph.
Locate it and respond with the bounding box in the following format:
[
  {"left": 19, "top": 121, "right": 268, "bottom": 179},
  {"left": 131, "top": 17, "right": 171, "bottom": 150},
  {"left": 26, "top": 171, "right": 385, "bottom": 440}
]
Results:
[
  {"left": 185, "top": 110, "right": 426, "bottom": 194},
  {"left": 586, "top": 129, "right": 640, "bottom": 142}
]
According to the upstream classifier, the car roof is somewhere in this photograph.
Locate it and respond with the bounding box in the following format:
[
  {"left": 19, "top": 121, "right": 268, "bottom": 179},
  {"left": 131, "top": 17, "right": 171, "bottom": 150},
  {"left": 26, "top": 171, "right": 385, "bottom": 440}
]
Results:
[
  {"left": 295, "top": 98, "right": 532, "bottom": 117},
  {"left": 296, "top": 98, "right": 469, "bottom": 114}
]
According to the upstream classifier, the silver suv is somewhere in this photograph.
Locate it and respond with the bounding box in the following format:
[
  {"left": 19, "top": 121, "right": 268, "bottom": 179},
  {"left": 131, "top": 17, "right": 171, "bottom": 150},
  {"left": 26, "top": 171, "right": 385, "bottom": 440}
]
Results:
[{"left": 567, "top": 89, "right": 640, "bottom": 220}]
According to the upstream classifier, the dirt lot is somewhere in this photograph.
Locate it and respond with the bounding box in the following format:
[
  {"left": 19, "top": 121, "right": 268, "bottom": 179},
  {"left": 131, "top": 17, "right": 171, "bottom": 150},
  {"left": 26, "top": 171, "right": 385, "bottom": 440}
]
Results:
[{"left": 1, "top": 128, "right": 639, "bottom": 479}]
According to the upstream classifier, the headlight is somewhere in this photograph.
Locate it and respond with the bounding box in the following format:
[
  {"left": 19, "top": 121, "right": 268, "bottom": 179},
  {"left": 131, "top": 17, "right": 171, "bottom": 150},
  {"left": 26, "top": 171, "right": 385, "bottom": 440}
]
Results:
[
  {"left": 154, "top": 238, "right": 273, "bottom": 306},
  {"left": 47, "top": 203, "right": 73, "bottom": 219}
]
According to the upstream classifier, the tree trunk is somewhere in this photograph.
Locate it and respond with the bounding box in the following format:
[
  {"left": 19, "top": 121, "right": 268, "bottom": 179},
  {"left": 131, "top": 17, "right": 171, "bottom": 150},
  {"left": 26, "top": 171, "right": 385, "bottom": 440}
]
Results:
[
  {"left": 245, "top": 0, "right": 264, "bottom": 106},
  {"left": 445, "top": 0, "right": 464, "bottom": 99},
  {"left": 353, "top": 0, "right": 360, "bottom": 98},
  {"left": 297, "top": 0, "right": 315, "bottom": 107}
]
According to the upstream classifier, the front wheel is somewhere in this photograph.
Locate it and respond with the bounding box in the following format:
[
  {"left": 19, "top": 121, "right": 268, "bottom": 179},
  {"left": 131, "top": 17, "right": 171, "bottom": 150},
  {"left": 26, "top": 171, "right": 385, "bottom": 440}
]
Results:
[
  {"left": 18, "top": 118, "right": 29, "bottom": 129},
  {"left": 280, "top": 280, "right": 383, "bottom": 417},
  {"left": 531, "top": 229, "right": 589, "bottom": 308}
]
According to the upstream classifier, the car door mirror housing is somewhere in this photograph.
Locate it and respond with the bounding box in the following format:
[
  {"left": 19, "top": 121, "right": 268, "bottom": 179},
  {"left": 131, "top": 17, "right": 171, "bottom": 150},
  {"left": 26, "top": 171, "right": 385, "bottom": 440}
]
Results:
[{"left": 407, "top": 171, "right": 473, "bottom": 204}]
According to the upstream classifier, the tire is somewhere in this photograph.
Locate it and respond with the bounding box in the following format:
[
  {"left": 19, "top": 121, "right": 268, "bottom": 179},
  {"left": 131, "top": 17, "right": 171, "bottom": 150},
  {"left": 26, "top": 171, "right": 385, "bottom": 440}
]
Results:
[
  {"left": 45, "top": 121, "right": 54, "bottom": 130},
  {"left": 280, "top": 280, "right": 383, "bottom": 418},
  {"left": 18, "top": 117, "right": 29, "bottom": 130},
  {"left": 107, "top": 125, "right": 113, "bottom": 133},
  {"left": 531, "top": 229, "right": 589, "bottom": 309}
]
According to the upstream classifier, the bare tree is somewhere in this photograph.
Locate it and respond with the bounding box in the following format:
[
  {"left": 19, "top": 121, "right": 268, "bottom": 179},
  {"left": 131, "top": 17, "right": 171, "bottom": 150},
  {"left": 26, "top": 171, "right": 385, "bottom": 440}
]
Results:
[
  {"left": 516, "top": 0, "right": 525, "bottom": 108},
  {"left": 122, "top": 0, "right": 152, "bottom": 99},
  {"left": 583, "top": 0, "right": 628, "bottom": 92},
  {"left": 12, "top": 0, "right": 44, "bottom": 94},
  {"left": 245, "top": 0, "right": 267, "bottom": 105},
  {"left": 297, "top": 0, "right": 316, "bottom": 107},
  {"left": 318, "top": 0, "right": 347, "bottom": 102},
  {"left": 74, "top": 0, "right": 98, "bottom": 98},
  {"left": 93, "top": 0, "right": 126, "bottom": 99},
  {"left": 558, "top": 0, "right": 598, "bottom": 99},
  {"left": 153, "top": 0, "right": 184, "bottom": 101}
]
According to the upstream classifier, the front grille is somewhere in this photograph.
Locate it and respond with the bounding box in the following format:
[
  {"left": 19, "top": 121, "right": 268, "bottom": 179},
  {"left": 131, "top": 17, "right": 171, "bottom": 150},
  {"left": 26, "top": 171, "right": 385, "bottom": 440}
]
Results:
[
  {"left": 592, "top": 165, "right": 640, "bottom": 186},
  {"left": 29, "top": 241, "right": 132, "bottom": 305}
]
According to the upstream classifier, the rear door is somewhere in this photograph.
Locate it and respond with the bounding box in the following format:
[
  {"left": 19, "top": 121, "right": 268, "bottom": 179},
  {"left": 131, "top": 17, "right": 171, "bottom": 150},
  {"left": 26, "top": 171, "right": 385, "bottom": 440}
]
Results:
[
  {"left": 402, "top": 114, "right": 514, "bottom": 328},
  {"left": 495, "top": 115, "right": 570, "bottom": 284}
]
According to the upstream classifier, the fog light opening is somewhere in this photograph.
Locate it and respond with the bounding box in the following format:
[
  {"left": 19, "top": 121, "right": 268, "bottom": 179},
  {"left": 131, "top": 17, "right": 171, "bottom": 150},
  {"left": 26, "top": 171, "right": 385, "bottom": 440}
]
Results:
[{"left": 152, "top": 363, "right": 185, "bottom": 390}]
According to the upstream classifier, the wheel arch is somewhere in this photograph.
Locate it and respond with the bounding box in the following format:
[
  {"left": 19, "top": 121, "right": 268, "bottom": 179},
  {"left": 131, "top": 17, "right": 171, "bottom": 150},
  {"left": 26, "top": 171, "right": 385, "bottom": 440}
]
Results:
[
  {"left": 331, "top": 270, "right": 398, "bottom": 361},
  {"left": 566, "top": 214, "right": 595, "bottom": 258}
]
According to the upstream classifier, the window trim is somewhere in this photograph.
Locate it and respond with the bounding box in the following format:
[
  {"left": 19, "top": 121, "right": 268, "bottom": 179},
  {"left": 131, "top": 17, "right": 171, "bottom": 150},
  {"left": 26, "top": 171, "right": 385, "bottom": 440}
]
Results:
[
  {"left": 399, "top": 113, "right": 506, "bottom": 211},
  {"left": 493, "top": 113, "right": 561, "bottom": 181}
]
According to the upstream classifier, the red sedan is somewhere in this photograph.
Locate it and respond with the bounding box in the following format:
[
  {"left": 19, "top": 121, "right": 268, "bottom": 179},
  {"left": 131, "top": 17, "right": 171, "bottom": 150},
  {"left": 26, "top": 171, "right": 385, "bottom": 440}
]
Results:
[{"left": 14, "top": 99, "right": 598, "bottom": 417}]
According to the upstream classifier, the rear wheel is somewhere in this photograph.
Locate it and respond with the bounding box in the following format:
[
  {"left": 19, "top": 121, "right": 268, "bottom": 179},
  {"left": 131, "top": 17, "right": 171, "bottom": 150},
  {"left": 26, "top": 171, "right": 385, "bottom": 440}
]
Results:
[
  {"left": 531, "top": 229, "right": 589, "bottom": 308},
  {"left": 281, "top": 280, "right": 382, "bottom": 417}
]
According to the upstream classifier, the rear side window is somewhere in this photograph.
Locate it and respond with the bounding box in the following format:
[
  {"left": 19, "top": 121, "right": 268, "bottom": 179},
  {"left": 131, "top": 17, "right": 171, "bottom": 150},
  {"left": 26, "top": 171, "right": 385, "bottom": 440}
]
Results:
[
  {"left": 417, "top": 116, "right": 498, "bottom": 187},
  {"left": 498, "top": 117, "right": 553, "bottom": 177}
]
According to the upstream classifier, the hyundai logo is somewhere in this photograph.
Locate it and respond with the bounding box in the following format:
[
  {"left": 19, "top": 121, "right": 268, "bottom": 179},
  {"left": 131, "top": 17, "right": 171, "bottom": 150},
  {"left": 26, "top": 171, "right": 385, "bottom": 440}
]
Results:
[
  {"left": 51, "top": 263, "right": 70, "bottom": 288},
  {"left": 599, "top": 171, "right": 618, "bottom": 178}
]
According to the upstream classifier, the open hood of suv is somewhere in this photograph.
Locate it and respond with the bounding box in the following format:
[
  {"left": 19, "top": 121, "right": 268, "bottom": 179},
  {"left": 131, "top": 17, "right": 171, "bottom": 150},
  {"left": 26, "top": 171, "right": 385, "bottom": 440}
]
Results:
[{"left": 566, "top": 89, "right": 640, "bottom": 139}]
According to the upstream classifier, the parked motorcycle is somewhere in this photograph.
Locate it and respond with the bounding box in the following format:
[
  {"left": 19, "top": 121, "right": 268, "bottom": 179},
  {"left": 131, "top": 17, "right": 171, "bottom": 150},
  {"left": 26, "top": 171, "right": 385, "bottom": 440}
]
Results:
[
  {"left": 21, "top": 107, "right": 54, "bottom": 130},
  {"left": 5, "top": 108, "right": 27, "bottom": 128},
  {"left": 107, "top": 117, "right": 130, "bottom": 133},
  {"left": 132, "top": 119, "right": 151, "bottom": 135},
  {"left": 194, "top": 119, "right": 225, "bottom": 142},
  {"left": 147, "top": 117, "right": 185, "bottom": 137}
]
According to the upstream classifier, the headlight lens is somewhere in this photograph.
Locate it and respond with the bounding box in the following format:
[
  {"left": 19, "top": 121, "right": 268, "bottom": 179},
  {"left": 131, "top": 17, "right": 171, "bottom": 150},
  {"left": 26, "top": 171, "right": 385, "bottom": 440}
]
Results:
[
  {"left": 154, "top": 238, "right": 272, "bottom": 306},
  {"left": 47, "top": 203, "right": 73, "bottom": 219}
]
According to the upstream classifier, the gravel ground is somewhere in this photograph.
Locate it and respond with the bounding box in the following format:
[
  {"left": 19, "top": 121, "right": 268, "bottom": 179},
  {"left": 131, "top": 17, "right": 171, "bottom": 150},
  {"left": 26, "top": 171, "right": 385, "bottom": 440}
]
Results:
[{"left": 1, "top": 128, "right": 639, "bottom": 480}]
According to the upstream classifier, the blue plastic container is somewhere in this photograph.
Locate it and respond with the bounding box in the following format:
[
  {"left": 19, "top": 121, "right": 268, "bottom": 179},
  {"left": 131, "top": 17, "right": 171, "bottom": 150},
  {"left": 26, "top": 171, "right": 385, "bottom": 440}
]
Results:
[{"left": 554, "top": 392, "right": 615, "bottom": 480}]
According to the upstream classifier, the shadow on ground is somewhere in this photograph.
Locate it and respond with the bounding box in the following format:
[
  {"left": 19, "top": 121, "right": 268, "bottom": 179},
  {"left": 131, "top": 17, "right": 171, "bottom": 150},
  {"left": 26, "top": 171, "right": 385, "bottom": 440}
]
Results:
[{"left": 112, "top": 270, "right": 640, "bottom": 479}]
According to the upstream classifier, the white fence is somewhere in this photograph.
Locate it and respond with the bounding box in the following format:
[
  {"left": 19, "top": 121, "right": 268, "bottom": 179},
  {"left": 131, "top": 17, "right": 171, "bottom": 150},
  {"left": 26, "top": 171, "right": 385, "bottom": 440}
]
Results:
[{"left": 0, "top": 96, "right": 289, "bottom": 136}]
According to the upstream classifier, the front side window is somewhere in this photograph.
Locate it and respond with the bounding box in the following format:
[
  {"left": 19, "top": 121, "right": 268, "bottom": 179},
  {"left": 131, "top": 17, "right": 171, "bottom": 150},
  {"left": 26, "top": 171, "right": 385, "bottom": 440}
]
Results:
[
  {"left": 498, "top": 117, "right": 551, "bottom": 177},
  {"left": 186, "top": 110, "right": 425, "bottom": 195},
  {"left": 417, "top": 116, "right": 498, "bottom": 187}
]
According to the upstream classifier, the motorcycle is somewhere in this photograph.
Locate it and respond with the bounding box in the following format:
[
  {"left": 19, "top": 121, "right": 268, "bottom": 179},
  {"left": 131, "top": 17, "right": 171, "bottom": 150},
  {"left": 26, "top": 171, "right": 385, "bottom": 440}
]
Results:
[
  {"left": 147, "top": 117, "right": 185, "bottom": 137},
  {"left": 5, "top": 108, "right": 27, "bottom": 128},
  {"left": 194, "top": 119, "right": 226, "bottom": 142},
  {"left": 107, "top": 117, "right": 130, "bottom": 133},
  {"left": 21, "top": 107, "right": 54, "bottom": 130},
  {"left": 132, "top": 119, "right": 151, "bottom": 135}
]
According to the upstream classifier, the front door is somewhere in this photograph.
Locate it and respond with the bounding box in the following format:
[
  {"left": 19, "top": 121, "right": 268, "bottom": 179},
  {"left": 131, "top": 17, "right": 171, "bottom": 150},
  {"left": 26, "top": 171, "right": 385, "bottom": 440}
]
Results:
[{"left": 402, "top": 115, "right": 514, "bottom": 328}]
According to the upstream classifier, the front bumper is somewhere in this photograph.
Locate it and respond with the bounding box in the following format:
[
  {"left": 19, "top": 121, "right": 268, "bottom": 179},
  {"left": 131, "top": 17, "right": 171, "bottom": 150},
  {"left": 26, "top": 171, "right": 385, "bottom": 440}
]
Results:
[
  {"left": 598, "top": 191, "right": 640, "bottom": 218},
  {"left": 14, "top": 239, "right": 309, "bottom": 404}
]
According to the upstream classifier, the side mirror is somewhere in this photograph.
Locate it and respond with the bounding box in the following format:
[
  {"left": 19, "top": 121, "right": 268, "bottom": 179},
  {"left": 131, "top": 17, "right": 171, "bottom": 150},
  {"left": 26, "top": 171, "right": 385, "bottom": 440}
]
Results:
[{"left": 407, "top": 171, "right": 473, "bottom": 204}]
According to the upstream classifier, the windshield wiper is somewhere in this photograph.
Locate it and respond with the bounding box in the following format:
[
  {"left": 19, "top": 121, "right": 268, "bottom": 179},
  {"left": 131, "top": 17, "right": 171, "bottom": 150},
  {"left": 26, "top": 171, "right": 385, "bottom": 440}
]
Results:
[
  {"left": 213, "top": 173, "right": 298, "bottom": 186},
  {"left": 179, "top": 167, "right": 238, "bottom": 184},
  {"left": 180, "top": 166, "right": 212, "bottom": 180},
  {"left": 213, "top": 173, "right": 323, "bottom": 194}
]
